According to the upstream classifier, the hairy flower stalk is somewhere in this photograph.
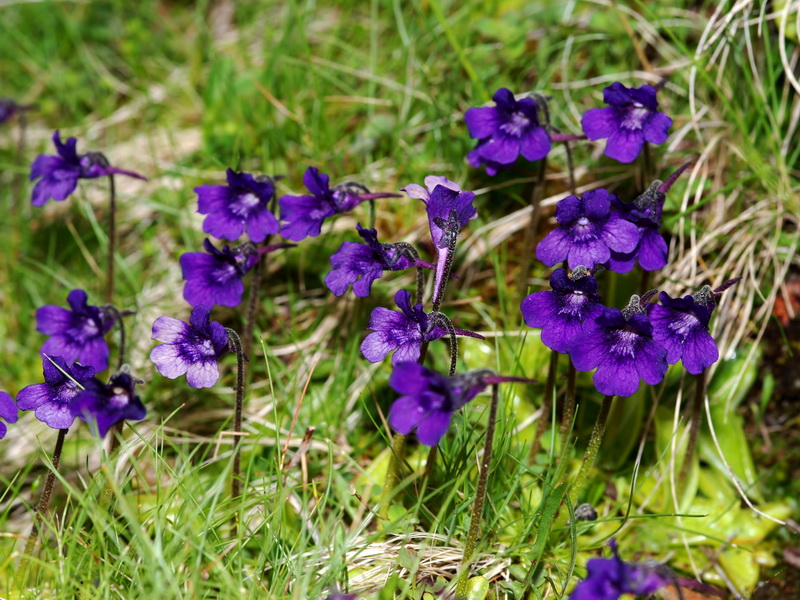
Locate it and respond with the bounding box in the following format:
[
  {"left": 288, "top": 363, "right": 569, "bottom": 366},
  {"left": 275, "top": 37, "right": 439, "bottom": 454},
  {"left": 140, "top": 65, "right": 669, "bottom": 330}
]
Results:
[
  {"left": 516, "top": 156, "right": 548, "bottom": 302},
  {"left": 571, "top": 394, "right": 614, "bottom": 500},
  {"left": 680, "top": 372, "right": 706, "bottom": 483},
  {"left": 105, "top": 165, "right": 116, "bottom": 303},
  {"left": 455, "top": 384, "right": 499, "bottom": 600},
  {"left": 227, "top": 329, "right": 246, "bottom": 503},
  {"left": 105, "top": 305, "right": 128, "bottom": 454},
  {"left": 529, "top": 349, "right": 558, "bottom": 460}
]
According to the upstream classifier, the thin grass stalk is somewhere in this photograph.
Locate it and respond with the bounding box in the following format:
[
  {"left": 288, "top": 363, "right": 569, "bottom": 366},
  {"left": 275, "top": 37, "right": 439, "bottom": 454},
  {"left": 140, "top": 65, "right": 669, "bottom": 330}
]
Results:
[
  {"left": 516, "top": 158, "right": 548, "bottom": 305},
  {"left": 529, "top": 349, "right": 558, "bottom": 461},
  {"left": 22, "top": 428, "right": 68, "bottom": 569},
  {"left": 680, "top": 372, "right": 706, "bottom": 482},
  {"left": 572, "top": 395, "right": 614, "bottom": 499},
  {"left": 455, "top": 384, "right": 500, "bottom": 600},
  {"left": 11, "top": 111, "right": 27, "bottom": 214},
  {"left": 369, "top": 198, "right": 376, "bottom": 229},
  {"left": 227, "top": 329, "right": 246, "bottom": 502}
]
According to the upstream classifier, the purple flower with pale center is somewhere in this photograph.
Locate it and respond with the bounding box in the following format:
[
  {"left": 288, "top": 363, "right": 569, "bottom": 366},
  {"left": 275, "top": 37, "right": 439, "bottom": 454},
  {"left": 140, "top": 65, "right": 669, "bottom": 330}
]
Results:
[
  {"left": 280, "top": 167, "right": 399, "bottom": 241},
  {"left": 465, "top": 88, "right": 552, "bottom": 175},
  {"left": 607, "top": 183, "right": 667, "bottom": 273},
  {"left": 649, "top": 288, "right": 719, "bottom": 375},
  {"left": 0, "top": 392, "right": 18, "bottom": 439},
  {"left": 36, "top": 289, "right": 115, "bottom": 372},
  {"left": 195, "top": 169, "right": 280, "bottom": 242},
  {"left": 70, "top": 371, "right": 146, "bottom": 438},
  {"left": 521, "top": 267, "right": 605, "bottom": 353},
  {"left": 581, "top": 82, "right": 672, "bottom": 164},
  {"left": 569, "top": 541, "right": 671, "bottom": 600},
  {"left": 150, "top": 305, "right": 229, "bottom": 388},
  {"left": 16, "top": 356, "right": 96, "bottom": 430},
  {"left": 29, "top": 131, "right": 146, "bottom": 207},
  {"left": 180, "top": 239, "right": 260, "bottom": 308},
  {"left": 567, "top": 294, "right": 668, "bottom": 398},
  {"left": 535, "top": 189, "right": 640, "bottom": 270},
  {"left": 404, "top": 178, "right": 477, "bottom": 308},
  {"left": 325, "top": 224, "right": 430, "bottom": 297},
  {"left": 360, "top": 290, "right": 483, "bottom": 365}
]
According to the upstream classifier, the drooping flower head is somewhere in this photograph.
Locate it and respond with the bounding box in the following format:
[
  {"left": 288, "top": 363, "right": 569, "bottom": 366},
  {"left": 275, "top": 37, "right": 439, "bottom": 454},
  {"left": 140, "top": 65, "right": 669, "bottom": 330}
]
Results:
[
  {"left": 581, "top": 82, "right": 673, "bottom": 164},
  {"left": 536, "top": 189, "right": 640, "bottom": 270},
  {"left": 0, "top": 99, "right": 27, "bottom": 124},
  {"left": 649, "top": 279, "right": 739, "bottom": 375},
  {"left": 388, "top": 362, "right": 532, "bottom": 446},
  {"left": 0, "top": 392, "right": 18, "bottom": 439},
  {"left": 195, "top": 169, "right": 280, "bottom": 243},
  {"left": 569, "top": 540, "right": 671, "bottom": 600},
  {"left": 180, "top": 239, "right": 259, "bottom": 308},
  {"left": 29, "top": 131, "right": 146, "bottom": 207},
  {"left": 70, "top": 370, "right": 146, "bottom": 438},
  {"left": 568, "top": 292, "right": 668, "bottom": 398},
  {"left": 279, "top": 167, "right": 400, "bottom": 241},
  {"left": 608, "top": 163, "right": 692, "bottom": 273},
  {"left": 521, "top": 267, "right": 605, "bottom": 353},
  {"left": 465, "top": 88, "right": 552, "bottom": 175},
  {"left": 150, "top": 305, "right": 229, "bottom": 388},
  {"left": 16, "top": 356, "right": 96, "bottom": 430},
  {"left": 403, "top": 177, "right": 477, "bottom": 309},
  {"left": 325, "top": 224, "right": 431, "bottom": 297},
  {"left": 360, "top": 290, "right": 483, "bottom": 365},
  {"left": 36, "top": 289, "right": 116, "bottom": 372}
]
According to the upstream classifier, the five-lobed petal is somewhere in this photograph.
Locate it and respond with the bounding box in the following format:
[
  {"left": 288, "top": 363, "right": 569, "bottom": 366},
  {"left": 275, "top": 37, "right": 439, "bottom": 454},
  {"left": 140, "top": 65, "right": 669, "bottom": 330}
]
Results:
[{"left": 17, "top": 356, "right": 96, "bottom": 430}]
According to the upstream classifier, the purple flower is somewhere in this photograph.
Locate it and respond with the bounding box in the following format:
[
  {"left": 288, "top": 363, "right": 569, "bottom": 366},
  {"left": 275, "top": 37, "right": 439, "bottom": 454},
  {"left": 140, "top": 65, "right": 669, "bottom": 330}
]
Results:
[
  {"left": 180, "top": 239, "right": 260, "bottom": 308},
  {"left": 581, "top": 82, "right": 672, "bottom": 164},
  {"left": 195, "top": 169, "right": 280, "bottom": 243},
  {"left": 29, "top": 131, "right": 146, "bottom": 207},
  {"left": 569, "top": 541, "right": 670, "bottom": 600},
  {"left": 36, "top": 289, "right": 115, "bottom": 372},
  {"left": 280, "top": 167, "right": 399, "bottom": 241},
  {"left": 360, "top": 290, "right": 483, "bottom": 365},
  {"left": 150, "top": 305, "right": 229, "bottom": 388},
  {"left": 70, "top": 371, "right": 146, "bottom": 438},
  {"left": 649, "top": 289, "right": 719, "bottom": 375},
  {"left": 0, "top": 392, "right": 18, "bottom": 439},
  {"left": 465, "top": 88, "right": 552, "bottom": 175},
  {"left": 567, "top": 294, "right": 668, "bottom": 398},
  {"left": 535, "top": 189, "right": 640, "bottom": 270},
  {"left": 325, "top": 224, "right": 427, "bottom": 297},
  {"left": 521, "top": 267, "right": 605, "bottom": 353},
  {"left": 607, "top": 183, "right": 668, "bottom": 273},
  {"left": 16, "top": 356, "right": 96, "bottom": 430},
  {"left": 0, "top": 99, "right": 26, "bottom": 124}
]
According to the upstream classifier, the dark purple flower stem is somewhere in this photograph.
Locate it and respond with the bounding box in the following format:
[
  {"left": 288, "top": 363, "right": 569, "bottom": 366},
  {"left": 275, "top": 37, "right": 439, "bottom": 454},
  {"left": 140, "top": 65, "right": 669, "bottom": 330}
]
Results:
[
  {"left": 516, "top": 157, "right": 548, "bottom": 304},
  {"left": 680, "top": 372, "right": 706, "bottom": 482},
  {"left": 22, "top": 428, "right": 68, "bottom": 568},
  {"left": 642, "top": 142, "right": 653, "bottom": 188},
  {"left": 455, "top": 384, "right": 500, "bottom": 600},
  {"left": 106, "top": 172, "right": 116, "bottom": 305},
  {"left": 369, "top": 199, "right": 376, "bottom": 229},
  {"left": 105, "top": 306, "right": 128, "bottom": 455},
  {"left": 432, "top": 231, "right": 458, "bottom": 313},
  {"left": 226, "top": 328, "right": 246, "bottom": 504},
  {"left": 530, "top": 349, "right": 558, "bottom": 460},
  {"left": 572, "top": 395, "right": 615, "bottom": 499},
  {"left": 243, "top": 244, "right": 266, "bottom": 366},
  {"left": 394, "top": 242, "right": 426, "bottom": 305}
]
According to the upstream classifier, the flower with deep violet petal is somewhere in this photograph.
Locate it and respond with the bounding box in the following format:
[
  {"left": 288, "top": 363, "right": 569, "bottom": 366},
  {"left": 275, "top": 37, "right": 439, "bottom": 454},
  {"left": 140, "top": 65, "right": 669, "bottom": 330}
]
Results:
[
  {"left": 70, "top": 371, "right": 146, "bottom": 438},
  {"left": 521, "top": 267, "right": 605, "bottom": 353},
  {"left": 569, "top": 541, "right": 670, "bottom": 600},
  {"left": 360, "top": 290, "right": 483, "bottom": 365},
  {"left": 29, "top": 131, "right": 146, "bottom": 207},
  {"left": 280, "top": 167, "right": 399, "bottom": 241},
  {"left": 567, "top": 295, "right": 668, "bottom": 398},
  {"left": 535, "top": 189, "right": 640, "bottom": 270},
  {"left": 465, "top": 88, "right": 552, "bottom": 175},
  {"left": 16, "top": 356, "right": 96, "bottom": 430},
  {"left": 607, "top": 183, "right": 668, "bottom": 273},
  {"left": 0, "top": 99, "right": 27, "bottom": 124},
  {"left": 581, "top": 82, "right": 672, "bottom": 164},
  {"left": 649, "top": 289, "right": 719, "bottom": 375},
  {"left": 180, "top": 239, "right": 260, "bottom": 308},
  {"left": 0, "top": 392, "right": 18, "bottom": 439},
  {"left": 150, "top": 305, "right": 229, "bottom": 388},
  {"left": 195, "top": 169, "right": 280, "bottom": 243},
  {"left": 36, "top": 289, "right": 115, "bottom": 372},
  {"left": 325, "top": 224, "right": 423, "bottom": 297}
]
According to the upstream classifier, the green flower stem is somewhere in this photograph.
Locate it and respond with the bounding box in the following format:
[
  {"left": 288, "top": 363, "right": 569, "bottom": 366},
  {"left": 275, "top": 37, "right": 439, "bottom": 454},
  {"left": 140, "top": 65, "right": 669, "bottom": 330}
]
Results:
[
  {"left": 368, "top": 198, "right": 376, "bottom": 229},
  {"left": 572, "top": 395, "right": 614, "bottom": 499},
  {"left": 680, "top": 371, "right": 706, "bottom": 482},
  {"left": 106, "top": 173, "right": 116, "bottom": 305},
  {"left": 516, "top": 157, "right": 548, "bottom": 306},
  {"left": 560, "top": 362, "right": 577, "bottom": 442},
  {"left": 227, "top": 329, "right": 246, "bottom": 501},
  {"left": 455, "top": 384, "right": 500, "bottom": 600},
  {"left": 529, "top": 349, "right": 558, "bottom": 461},
  {"left": 22, "top": 428, "right": 68, "bottom": 571}
]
